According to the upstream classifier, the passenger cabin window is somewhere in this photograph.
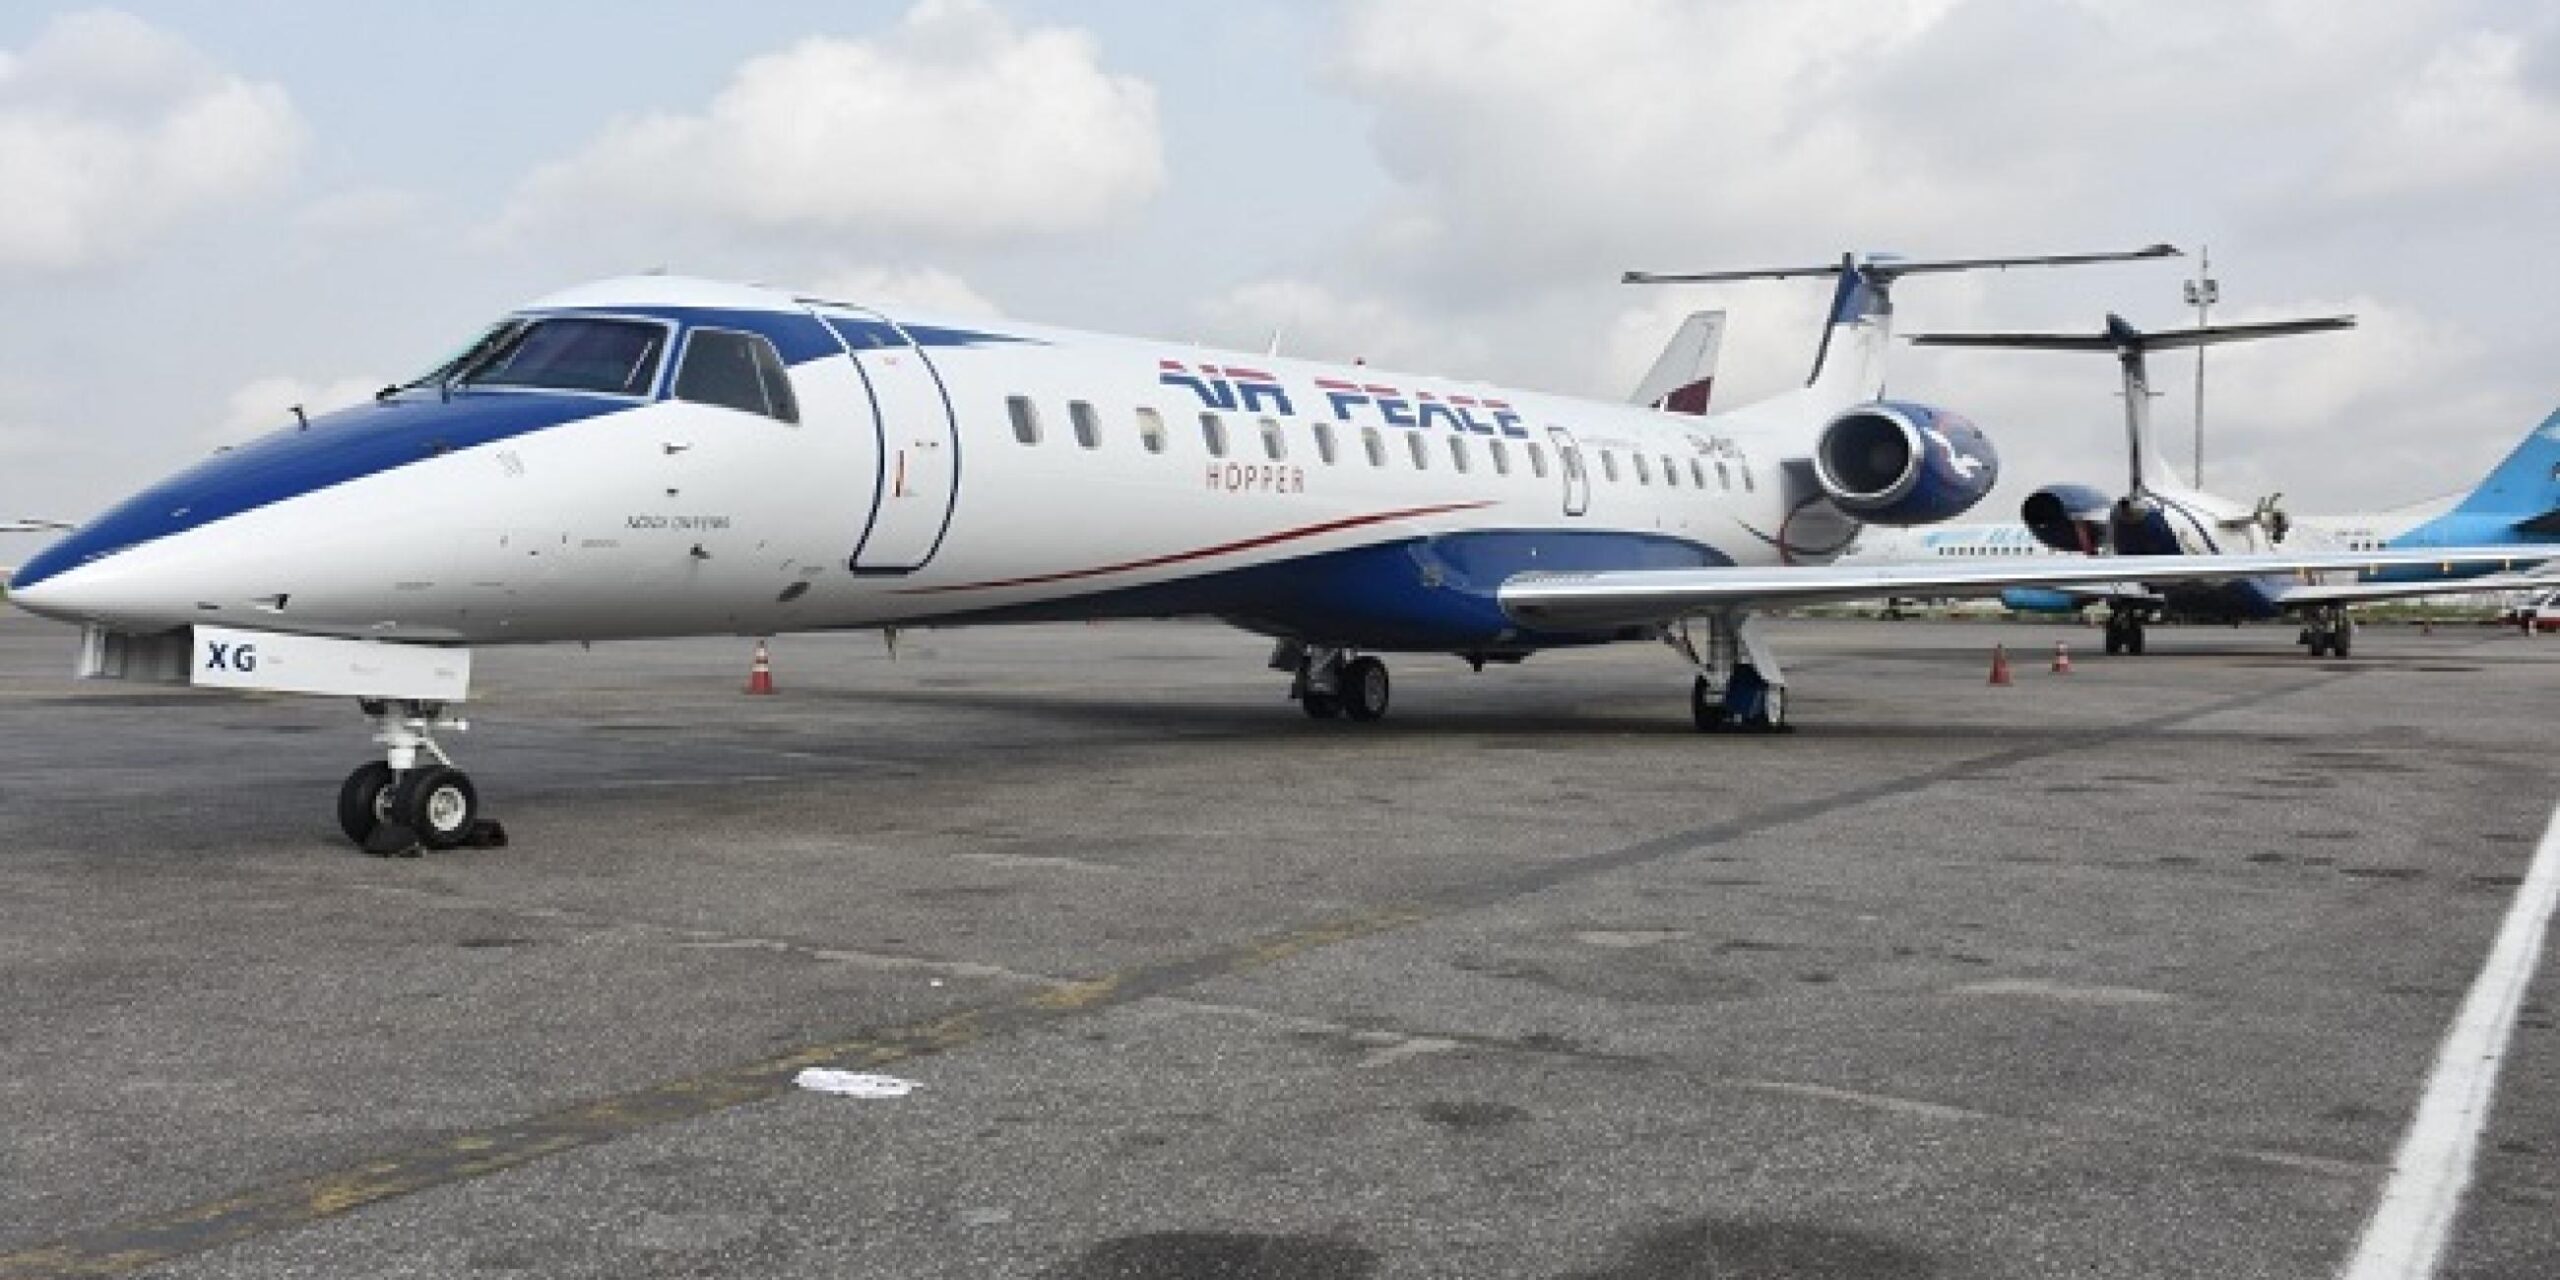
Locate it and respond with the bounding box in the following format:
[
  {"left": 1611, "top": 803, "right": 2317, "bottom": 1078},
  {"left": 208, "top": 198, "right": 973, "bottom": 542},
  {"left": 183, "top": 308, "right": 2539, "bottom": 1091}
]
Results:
[
  {"left": 1448, "top": 435, "right": 1470, "bottom": 473},
  {"left": 1599, "top": 450, "right": 1620, "bottom": 483},
  {"left": 1007, "top": 396, "right": 1042, "bottom": 444},
  {"left": 1489, "top": 439, "right": 1510, "bottom": 475},
  {"left": 1363, "top": 427, "right": 1387, "bottom": 467},
  {"left": 1662, "top": 455, "right": 1680, "bottom": 488},
  {"left": 1740, "top": 464, "right": 1756, "bottom": 492},
  {"left": 1716, "top": 461, "right": 1732, "bottom": 489},
  {"left": 1260, "top": 418, "right": 1287, "bottom": 461},
  {"left": 1690, "top": 459, "right": 1707, "bottom": 488},
  {"left": 1313, "top": 422, "right": 1339, "bottom": 465},
  {"left": 1406, "top": 433, "right": 1430, "bottom": 470},
  {"left": 1633, "top": 454, "right": 1652, "bottom": 485},
  {"left": 461, "top": 317, "right": 667, "bottom": 397},
  {"left": 1527, "top": 443, "right": 1549, "bottom": 478},
  {"left": 1135, "top": 407, "right": 1167, "bottom": 453},
  {"left": 1201, "top": 413, "right": 1229, "bottom": 457},
  {"left": 1069, "top": 401, "right": 1102, "bottom": 449},
  {"left": 673, "top": 328, "right": 798, "bottom": 422}
]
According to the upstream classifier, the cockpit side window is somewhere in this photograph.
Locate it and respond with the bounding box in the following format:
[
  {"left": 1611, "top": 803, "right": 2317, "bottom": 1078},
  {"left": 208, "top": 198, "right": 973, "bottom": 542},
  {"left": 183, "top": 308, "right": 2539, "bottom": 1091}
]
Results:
[
  {"left": 674, "top": 328, "right": 800, "bottom": 423},
  {"left": 406, "top": 319, "right": 526, "bottom": 390},
  {"left": 458, "top": 318, "right": 667, "bottom": 396}
]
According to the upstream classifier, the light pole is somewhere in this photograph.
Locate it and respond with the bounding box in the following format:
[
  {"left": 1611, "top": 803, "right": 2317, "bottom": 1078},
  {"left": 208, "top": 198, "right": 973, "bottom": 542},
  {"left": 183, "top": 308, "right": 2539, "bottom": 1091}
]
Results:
[{"left": 2181, "top": 246, "right": 2218, "bottom": 485}]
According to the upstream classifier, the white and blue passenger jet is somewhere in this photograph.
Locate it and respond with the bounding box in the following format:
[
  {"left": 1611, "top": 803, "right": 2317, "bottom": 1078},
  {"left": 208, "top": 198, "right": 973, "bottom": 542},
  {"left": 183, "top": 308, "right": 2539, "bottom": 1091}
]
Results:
[{"left": 10, "top": 248, "right": 2542, "bottom": 853}]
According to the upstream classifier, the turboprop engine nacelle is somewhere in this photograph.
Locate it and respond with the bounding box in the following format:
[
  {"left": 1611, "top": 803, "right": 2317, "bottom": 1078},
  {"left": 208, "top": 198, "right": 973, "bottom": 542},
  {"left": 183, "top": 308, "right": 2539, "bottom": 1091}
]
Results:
[
  {"left": 2020, "top": 483, "right": 2116, "bottom": 553},
  {"left": 1810, "top": 401, "right": 1999, "bottom": 526}
]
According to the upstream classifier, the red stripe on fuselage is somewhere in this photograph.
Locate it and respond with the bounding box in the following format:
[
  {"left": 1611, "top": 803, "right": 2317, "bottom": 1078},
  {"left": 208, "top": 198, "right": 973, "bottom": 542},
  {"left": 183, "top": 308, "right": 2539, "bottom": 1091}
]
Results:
[{"left": 887, "top": 501, "right": 1495, "bottom": 595}]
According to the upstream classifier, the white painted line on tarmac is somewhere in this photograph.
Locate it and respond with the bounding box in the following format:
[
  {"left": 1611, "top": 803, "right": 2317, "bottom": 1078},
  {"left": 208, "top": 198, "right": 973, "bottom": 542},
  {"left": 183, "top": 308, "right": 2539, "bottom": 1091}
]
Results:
[{"left": 2339, "top": 796, "right": 2560, "bottom": 1280}]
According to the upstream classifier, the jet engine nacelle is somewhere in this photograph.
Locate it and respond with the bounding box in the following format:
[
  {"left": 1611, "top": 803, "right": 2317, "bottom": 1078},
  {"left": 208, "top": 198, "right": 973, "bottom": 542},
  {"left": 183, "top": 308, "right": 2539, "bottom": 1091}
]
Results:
[
  {"left": 2020, "top": 483, "right": 2116, "bottom": 553},
  {"left": 1810, "top": 401, "right": 1999, "bottom": 526}
]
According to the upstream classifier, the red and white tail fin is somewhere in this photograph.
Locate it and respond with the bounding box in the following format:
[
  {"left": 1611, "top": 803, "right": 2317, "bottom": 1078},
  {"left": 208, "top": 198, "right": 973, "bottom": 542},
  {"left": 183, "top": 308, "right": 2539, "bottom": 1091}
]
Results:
[{"left": 1629, "top": 309, "right": 1726, "bottom": 415}]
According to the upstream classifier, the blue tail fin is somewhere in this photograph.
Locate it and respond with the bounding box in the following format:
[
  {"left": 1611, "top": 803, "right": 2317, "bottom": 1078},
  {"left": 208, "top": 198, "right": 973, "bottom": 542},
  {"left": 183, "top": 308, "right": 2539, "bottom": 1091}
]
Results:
[{"left": 2449, "top": 405, "right": 2560, "bottom": 525}]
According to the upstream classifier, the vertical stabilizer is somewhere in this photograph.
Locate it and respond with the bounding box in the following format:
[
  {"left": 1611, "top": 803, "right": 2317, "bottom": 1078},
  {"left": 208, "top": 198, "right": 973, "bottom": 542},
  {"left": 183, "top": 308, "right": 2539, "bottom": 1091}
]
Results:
[
  {"left": 1630, "top": 308, "right": 1729, "bottom": 413},
  {"left": 2447, "top": 406, "right": 2560, "bottom": 524}
]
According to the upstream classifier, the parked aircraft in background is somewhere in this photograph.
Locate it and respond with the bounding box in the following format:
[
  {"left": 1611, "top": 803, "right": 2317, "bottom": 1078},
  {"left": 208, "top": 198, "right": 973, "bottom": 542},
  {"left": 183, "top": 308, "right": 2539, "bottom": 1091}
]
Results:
[
  {"left": 1630, "top": 309, "right": 1727, "bottom": 415},
  {"left": 9, "top": 247, "right": 2543, "bottom": 852},
  {"left": 1904, "top": 314, "right": 2560, "bottom": 654}
]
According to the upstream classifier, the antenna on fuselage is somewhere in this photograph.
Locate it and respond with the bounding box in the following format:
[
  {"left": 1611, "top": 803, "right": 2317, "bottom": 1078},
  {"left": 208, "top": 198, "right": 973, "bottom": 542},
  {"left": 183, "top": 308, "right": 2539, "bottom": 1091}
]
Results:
[
  {"left": 1907, "top": 312, "right": 2353, "bottom": 504},
  {"left": 1622, "top": 245, "right": 2182, "bottom": 390}
]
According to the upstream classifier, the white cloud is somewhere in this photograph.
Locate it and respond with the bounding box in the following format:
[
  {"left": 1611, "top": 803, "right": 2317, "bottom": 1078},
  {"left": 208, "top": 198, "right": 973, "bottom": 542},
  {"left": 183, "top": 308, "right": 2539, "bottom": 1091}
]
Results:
[
  {"left": 1198, "top": 277, "right": 1493, "bottom": 373},
  {"left": 2333, "top": 29, "right": 2560, "bottom": 201},
  {"left": 294, "top": 186, "right": 424, "bottom": 238},
  {"left": 803, "top": 263, "right": 1002, "bottom": 317},
  {"left": 0, "top": 10, "right": 304, "bottom": 271},
  {"left": 498, "top": 0, "right": 1161, "bottom": 243},
  {"left": 212, "top": 375, "right": 383, "bottom": 448}
]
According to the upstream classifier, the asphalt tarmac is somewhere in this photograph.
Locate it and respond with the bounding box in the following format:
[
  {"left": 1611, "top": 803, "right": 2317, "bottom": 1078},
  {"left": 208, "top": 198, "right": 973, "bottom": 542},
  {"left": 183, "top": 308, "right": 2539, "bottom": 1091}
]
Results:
[{"left": 0, "top": 610, "right": 2553, "bottom": 1279}]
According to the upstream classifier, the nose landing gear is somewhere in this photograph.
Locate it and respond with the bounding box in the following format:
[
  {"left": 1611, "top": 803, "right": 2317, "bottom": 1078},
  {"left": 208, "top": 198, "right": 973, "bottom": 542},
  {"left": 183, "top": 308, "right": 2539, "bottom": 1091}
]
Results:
[{"left": 338, "top": 700, "right": 506, "bottom": 856}]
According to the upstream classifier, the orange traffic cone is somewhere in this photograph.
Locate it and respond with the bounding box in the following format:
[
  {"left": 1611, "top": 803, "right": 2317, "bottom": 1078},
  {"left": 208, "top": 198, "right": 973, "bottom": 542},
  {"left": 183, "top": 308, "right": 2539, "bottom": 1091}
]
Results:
[
  {"left": 1987, "top": 644, "right": 2013, "bottom": 686},
  {"left": 746, "top": 640, "right": 776, "bottom": 695},
  {"left": 2051, "top": 641, "right": 2073, "bottom": 674}
]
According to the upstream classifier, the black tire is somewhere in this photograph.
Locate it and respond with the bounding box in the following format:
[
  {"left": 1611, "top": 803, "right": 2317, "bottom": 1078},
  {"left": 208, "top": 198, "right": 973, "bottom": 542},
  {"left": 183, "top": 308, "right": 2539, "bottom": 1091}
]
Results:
[
  {"left": 2126, "top": 626, "right": 2146, "bottom": 657},
  {"left": 1341, "top": 657, "right": 1390, "bottom": 722},
  {"left": 398, "top": 766, "right": 479, "bottom": 851},
  {"left": 2103, "top": 629, "right": 2123, "bottom": 656},
  {"left": 1301, "top": 691, "right": 1342, "bottom": 720},
  {"left": 2332, "top": 629, "right": 2351, "bottom": 658},
  {"left": 337, "top": 762, "right": 396, "bottom": 846},
  {"left": 1690, "top": 675, "right": 1728, "bottom": 732}
]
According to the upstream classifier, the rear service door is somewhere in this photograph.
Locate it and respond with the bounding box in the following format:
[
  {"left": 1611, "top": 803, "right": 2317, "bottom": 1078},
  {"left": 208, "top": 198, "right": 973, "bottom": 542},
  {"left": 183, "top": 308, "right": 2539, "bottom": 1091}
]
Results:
[{"left": 832, "top": 311, "right": 961, "bottom": 573}]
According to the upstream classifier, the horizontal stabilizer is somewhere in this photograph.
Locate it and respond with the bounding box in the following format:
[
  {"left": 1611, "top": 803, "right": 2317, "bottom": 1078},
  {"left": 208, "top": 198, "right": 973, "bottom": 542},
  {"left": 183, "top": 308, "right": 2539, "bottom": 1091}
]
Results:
[
  {"left": 1624, "top": 244, "right": 2178, "bottom": 285},
  {"left": 1910, "top": 315, "right": 2354, "bottom": 353}
]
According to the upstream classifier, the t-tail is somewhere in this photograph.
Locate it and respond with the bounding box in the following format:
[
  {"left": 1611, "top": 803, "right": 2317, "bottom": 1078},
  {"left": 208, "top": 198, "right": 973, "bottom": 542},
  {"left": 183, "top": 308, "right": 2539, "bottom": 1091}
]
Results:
[
  {"left": 1908, "top": 312, "right": 2354, "bottom": 508},
  {"left": 1623, "top": 245, "right": 2181, "bottom": 410}
]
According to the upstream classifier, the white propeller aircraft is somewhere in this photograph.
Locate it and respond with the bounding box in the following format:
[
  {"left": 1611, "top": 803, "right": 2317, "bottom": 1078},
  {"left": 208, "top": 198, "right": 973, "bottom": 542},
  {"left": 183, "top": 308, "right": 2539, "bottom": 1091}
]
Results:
[{"left": 11, "top": 247, "right": 2544, "bottom": 853}]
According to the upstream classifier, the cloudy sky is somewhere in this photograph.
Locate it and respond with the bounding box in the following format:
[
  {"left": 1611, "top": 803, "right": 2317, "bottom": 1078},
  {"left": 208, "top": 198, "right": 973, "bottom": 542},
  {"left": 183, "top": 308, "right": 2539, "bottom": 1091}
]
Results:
[{"left": 3, "top": 0, "right": 2555, "bottom": 543}]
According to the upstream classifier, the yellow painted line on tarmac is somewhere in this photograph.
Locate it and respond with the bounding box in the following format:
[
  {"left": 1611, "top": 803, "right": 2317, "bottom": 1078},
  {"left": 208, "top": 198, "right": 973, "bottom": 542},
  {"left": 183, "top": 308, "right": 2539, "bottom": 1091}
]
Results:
[{"left": 0, "top": 907, "right": 1422, "bottom": 1280}]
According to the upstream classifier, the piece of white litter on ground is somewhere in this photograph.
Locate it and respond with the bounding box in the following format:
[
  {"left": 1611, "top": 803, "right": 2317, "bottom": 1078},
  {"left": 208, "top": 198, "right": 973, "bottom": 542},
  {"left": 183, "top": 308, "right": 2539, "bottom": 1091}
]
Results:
[{"left": 794, "top": 1068, "right": 921, "bottom": 1098}]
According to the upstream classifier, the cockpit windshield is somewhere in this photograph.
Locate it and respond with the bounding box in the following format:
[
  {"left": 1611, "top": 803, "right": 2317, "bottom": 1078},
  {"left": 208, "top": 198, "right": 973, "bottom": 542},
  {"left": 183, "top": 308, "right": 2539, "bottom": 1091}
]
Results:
[{"left": 447, "top": 317, "right": 669, "bottom": 396}]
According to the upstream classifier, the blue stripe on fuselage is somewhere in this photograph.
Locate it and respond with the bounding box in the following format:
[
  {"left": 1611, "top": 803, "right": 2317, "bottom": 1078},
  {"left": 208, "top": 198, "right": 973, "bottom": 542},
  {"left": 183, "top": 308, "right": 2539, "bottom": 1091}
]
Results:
[
  {"left": 12, "top": 392, "right": 631, "bottom": 590},
  {"left": 898, "top": 529, "right": 1733, "bottom": 650}
]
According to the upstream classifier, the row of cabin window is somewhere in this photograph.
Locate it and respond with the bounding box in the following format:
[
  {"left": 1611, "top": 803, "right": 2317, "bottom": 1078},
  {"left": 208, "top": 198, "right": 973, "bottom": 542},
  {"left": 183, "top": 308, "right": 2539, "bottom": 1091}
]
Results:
[{"left": 1004, "top": 395, "right": 1757, "bottom": 493}]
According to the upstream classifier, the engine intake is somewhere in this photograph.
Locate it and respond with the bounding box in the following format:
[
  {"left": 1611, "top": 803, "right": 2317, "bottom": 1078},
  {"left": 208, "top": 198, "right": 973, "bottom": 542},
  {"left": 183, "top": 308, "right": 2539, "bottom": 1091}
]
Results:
[
  {"left": 1810, "top": 401, "right": 1999, "bottom": 526},
  {"left": 2020, "top": 483, "right": 2115, "bottom": 553}
]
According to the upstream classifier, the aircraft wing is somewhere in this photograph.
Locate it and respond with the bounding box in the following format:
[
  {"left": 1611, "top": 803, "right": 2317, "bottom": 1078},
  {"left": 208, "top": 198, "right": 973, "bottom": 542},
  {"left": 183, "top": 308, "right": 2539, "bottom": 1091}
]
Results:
[
  {"left": 1499, "top": 547, "right": 2555, "bottom": 631},
  {"left": 2268, "top": 567, "right": 2560, "bottom": 607}
]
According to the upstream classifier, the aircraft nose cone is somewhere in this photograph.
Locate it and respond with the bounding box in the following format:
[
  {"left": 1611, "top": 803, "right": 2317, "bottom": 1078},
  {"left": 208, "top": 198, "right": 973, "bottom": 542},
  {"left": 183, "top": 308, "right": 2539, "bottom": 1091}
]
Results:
[
  {"left": 5, "top": 560, "right": 90, "bottom": 624},
  {"left": 7, "top": 532, "right": 205, "bottom": 630},
  {"left": 9, "top": 560, "right": 119, "bottom": 625}
]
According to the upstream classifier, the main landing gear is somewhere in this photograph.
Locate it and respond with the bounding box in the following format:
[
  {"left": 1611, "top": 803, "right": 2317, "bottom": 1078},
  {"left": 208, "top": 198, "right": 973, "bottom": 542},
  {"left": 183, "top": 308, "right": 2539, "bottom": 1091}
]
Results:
[
  {"left": 2102, "top": 606, "right": 2149, "bottom": 656},
  {"left": 337, "top": 700, "right": 507, "bottom": 857},
  {"left": 1279, "top": 643, "right": 1392, "bottom": 722},
  {"left": 2299, "top": 605, "right": 2354, "bottom": 658},
  {"left": 1668, "top": 612, "right": 1790, "bottom": 733}
]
